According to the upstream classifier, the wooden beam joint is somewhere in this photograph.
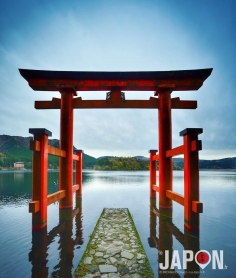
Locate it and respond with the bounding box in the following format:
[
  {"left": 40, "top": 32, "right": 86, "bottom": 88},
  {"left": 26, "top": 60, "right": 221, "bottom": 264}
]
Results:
[
  {"left": 166, "top": 145, "right": 184, "bottom": 157},
  {"left": 152, "top": 185, "right": 159, "bottom": 192},
  {"left": 191, "top": 140, "right": 202, "bottom": 152},
  {"left": 171, "top": 97, "right": 197, "bottom": 109},
  {"left": 166, "top": 190, "right": 184, "bottom": 206},
  {"left": 152, "top": 154, "right": 159, "bottom": 161},
  {"left": 48, "top": 145, "right": 66, "bottom": 157},
  {"left": 29, "top": 201, "right": 40, "bottom": 213},
  {"left": 30, "top": 140, "right": 41, "bottom": 152},
  {"left": 47, "top": 190, "right": 66, "bottom": 206},
  {"left": 72, "top": 184, "right": 80, "bottom": 192},
  {"left": 192, "top": 201, "right": 203, "bottom": 213},
  {"left": 72, "top": 154, "right": 80, "bottom": 161}
]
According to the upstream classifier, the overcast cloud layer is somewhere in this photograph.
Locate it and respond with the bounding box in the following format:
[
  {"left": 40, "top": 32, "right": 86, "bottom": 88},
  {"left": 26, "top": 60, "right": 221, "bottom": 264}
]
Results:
[{"left": 0, "top": 0, "right": 235, "bottom": 159}]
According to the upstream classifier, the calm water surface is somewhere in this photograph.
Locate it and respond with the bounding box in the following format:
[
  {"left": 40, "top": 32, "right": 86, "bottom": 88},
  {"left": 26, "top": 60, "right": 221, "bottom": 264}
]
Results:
[{"left": 0, "top": 170, "right": 236, "bottom": 278}]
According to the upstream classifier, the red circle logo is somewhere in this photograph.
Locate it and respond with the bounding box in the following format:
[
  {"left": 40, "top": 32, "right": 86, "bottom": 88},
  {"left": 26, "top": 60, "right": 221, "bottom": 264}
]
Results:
[{"left": 196, "top": 251, "right": 209, "bottom": 264}]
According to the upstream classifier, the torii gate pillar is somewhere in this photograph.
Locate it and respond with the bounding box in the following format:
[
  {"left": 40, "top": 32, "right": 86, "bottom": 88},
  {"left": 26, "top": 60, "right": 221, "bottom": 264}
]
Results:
[
  {"left": 59, "top": 87, "right": 77, "bottom": 209},
  {"left": 157, "top": 88, "right": 173, "bottom": 211}
]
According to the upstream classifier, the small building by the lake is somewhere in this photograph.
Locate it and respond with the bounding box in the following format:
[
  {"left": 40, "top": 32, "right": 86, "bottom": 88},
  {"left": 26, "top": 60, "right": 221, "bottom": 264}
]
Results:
[{"left": 14, "top": 162, "right": 24, "bottom": 169}]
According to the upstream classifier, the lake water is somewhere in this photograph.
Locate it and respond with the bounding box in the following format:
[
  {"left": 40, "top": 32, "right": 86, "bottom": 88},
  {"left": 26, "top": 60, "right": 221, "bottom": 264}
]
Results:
[{"left": 0, "top": 170, "right": 236, "bottom": 278}]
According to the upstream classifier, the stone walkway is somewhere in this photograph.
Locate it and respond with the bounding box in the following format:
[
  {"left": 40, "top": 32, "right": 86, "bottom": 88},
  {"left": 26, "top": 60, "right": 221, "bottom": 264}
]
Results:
[{"left": 74, "top": 208, "right": 154, "bottom": 278}]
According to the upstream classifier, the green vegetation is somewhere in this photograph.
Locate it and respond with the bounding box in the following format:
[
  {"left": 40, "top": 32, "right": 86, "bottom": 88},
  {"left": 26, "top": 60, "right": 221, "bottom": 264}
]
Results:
[
  {"left": 126, "top": 209, "right": 154, "bottom": 277},
  {"left": 0, "top": 135, "right": 95, "bottom": 170},
  {"left": 83, "top": 153, "right": 97, "bottom": 169},
  {"left": 0, "top": 134, "right": 180, "bottom": 171},
  {"left": 2, "top": 134, "right": 235, "bottom": 170},
  {"left": 94, "top": 156, "right": 150, "bottom": 170},
  {"left": 173, "top": 157, "right": 236, "bottom": 169},
  {"left": 94, "top": 156, "right": 182, "bottom": 171},
  {"left": 75, "top": 210, "right": 105, "bottom": 276},
  {"left": 0, "top": 135, "right": 32, "bottom": 169}
]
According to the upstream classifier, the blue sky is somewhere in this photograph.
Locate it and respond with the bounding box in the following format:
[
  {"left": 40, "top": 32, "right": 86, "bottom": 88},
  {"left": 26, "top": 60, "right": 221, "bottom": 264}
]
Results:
[{"left": 0, "top": 0, "right": 235, "bottom": 159}]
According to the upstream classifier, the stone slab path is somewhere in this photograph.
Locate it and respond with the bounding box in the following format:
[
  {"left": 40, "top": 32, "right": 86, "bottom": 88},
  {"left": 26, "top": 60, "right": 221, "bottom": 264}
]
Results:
[{"left": 74, "top": 208, "right": 154, "bottom": 278}]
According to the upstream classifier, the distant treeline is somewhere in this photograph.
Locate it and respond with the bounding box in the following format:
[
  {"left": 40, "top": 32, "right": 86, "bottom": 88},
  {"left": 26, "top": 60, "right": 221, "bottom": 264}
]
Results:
[
  {"left": 0, "top": 135, "right": 235, "bottom": 170},
  {"left": 94, "top": 156, "right": 149, "bottom": 170},
  {"left": 93, "top": 156, "right": 182, "bottom": 171}
]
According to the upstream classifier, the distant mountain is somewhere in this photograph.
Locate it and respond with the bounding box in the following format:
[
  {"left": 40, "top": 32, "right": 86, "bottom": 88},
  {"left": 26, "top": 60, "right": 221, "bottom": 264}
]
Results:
[
  {"left": 95, "top": 156, "right": 181, "bottom": 170},
  {"left": 173, "top": 158, "right": 184, "bottom": 163},
  {"left": 199, "top": 157, "right": 236, "bottom": 169},
  {"left": 97, "top": 156, "right": 113, "bottom": 160},
  {"left": 173, "top": 157, "right": 236, "bottom": 169},
  {"left": 0, "top": 135, "right": 32, "bottom": 168},
  {"left": 0, "top": 135, "right": 96, "bottom": 169},
  {"left": 94, "top": 156, "right": 150, "bottom": 170},
  {"left": 97, "top": 156, "right": 149, "bottom": 161},
  {"left": 132, "top": 156, "right": 236, "bottom": 169},
  {"left": 0, "top": 135, "right": 235, "bottom": 170},
  {"left": 133, "top": 156, "right": 149, "bottom": 161}
]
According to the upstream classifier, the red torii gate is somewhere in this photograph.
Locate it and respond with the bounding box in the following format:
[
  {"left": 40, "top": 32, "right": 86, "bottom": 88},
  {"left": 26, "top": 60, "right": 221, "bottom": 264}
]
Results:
[{"left": 19, "top": 68, "right": 212, "bottom": 232}]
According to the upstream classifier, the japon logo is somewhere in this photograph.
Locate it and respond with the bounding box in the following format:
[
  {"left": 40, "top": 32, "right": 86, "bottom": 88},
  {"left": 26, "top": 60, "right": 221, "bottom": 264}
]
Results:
[{"left": 159, "top": 250, "right": 224, "bottom": 270}]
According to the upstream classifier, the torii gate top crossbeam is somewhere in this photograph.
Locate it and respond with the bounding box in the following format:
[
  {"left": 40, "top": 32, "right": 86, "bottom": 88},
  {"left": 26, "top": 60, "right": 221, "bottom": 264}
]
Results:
[{"left": 19, "top": 68, "right": 212, "bottom": 92}]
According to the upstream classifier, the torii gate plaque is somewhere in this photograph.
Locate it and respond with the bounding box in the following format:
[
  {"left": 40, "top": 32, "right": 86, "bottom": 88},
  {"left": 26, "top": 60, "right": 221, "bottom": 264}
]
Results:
[{"left": 19, "top": 68, "right": 212, "bottom": 231}]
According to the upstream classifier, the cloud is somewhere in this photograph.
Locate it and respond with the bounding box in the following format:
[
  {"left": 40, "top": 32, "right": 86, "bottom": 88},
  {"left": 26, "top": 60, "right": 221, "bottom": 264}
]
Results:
[{"left": 0, "top": 1, "right": 235, "bottom": 158}]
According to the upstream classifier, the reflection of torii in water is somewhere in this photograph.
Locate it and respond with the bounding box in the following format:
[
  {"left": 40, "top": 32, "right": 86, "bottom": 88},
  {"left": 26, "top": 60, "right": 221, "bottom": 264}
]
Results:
[
  {"left": 29, "top": 199, "right": 83, "bottom": 277},
  {"left": 19, "top": 68, "right": 212, "bottom": 231},
  {"left": 149, "top": 199, "right": 200, "bottom": 278}
]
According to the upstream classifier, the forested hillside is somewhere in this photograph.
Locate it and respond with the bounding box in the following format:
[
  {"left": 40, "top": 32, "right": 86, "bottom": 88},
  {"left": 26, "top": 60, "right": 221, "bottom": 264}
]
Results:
[
  {"left": 173, "top": 157, "right": 236, "bottom": 169},
  {"left": 95, "top": 156, "right": 181, "bottom": 170},
  {"left": 94, "top": 156, "right": 150, "bottom": 170},
  {"left": 0, "top": 135, "right": 96, "bottom": 169},
  {"left": 0, "top": 135, "right": 235, "bottom": 170}
]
